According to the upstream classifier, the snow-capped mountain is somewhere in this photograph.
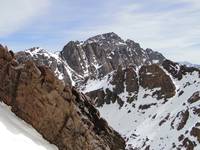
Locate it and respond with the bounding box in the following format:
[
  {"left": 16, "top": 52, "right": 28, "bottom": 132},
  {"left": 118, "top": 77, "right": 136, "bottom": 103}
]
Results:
[
  {"left": 16, "top": 32, "right": 165, "bottom": 86},
  {"left": 60, "top": 32, "right": 165, "bottom": 80},
  {"left": 10, "top": 32, "right": 200, "bottom": 149}
]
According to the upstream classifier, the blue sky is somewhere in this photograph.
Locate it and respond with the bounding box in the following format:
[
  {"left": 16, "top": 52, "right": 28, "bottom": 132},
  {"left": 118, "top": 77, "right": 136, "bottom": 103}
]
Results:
[{"left": 0, "top": 0, "right": 200, "bottom": 63}]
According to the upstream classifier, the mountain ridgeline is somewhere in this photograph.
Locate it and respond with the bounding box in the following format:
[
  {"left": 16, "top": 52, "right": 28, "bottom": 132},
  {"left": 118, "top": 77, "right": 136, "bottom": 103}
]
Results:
[
  {"left": 60, "top": 32, "right": 165, "bottom": 79},
  {"left": 2, "top": 32, "right": 200, "bottom": 150}
]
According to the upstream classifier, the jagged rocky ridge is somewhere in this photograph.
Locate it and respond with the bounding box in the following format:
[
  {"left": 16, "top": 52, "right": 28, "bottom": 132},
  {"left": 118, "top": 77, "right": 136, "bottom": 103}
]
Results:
[
  {"left": 0, "top": 45, "right": 125, "bottom": 150},
  {"left": 12, "top": 32, "right": 200, "bottom": 149}
]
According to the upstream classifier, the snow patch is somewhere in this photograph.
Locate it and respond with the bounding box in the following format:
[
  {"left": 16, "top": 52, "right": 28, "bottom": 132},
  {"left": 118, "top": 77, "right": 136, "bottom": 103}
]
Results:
[{"left": 0, "top": 102, "right": 58, "bottom": 150}]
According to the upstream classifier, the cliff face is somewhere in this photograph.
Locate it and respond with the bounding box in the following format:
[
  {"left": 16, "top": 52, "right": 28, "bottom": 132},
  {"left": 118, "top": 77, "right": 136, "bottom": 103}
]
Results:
[
  {"left": 139, "top": 64, "right": 176, "bottom": 99},
  {"left": 60, "top": 32, "right": 165, "bottom": 80},
  {"left": 0, "top": 45, "right": 125, "bottom": 150}
]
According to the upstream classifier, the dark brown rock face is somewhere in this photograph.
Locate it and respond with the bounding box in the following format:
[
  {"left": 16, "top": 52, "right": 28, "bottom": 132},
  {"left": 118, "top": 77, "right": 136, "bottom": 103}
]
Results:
[
  {"left": 111, "top": 65, "right": 125, "bottom": 94},
  {"left": 171, "top": 110, "right": 189, "bottom": 130},
  {"left": 0, "top": 46, "right": 125, "bottom": 150},
  {"left": 125, "top": 66, "right": 139, "bottom": 94},
  {"left": 86, "top": 88, "right": 124, "bottom": 108},
  {"left": 111, "top": 65, "right": 139, "bottom": 95},
  {"left": 139, "top": 64, "right": 176, "bottom": 99},
  {"left": 191, "top": 123, "right": 200, "bottom": 143}
]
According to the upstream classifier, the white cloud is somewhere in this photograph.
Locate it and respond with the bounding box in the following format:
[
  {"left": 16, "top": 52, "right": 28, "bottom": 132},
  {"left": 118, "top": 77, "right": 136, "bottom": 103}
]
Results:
[
  {"left": 63, "top": 0, "right": 200, "bottom": 63},
  {"left": 1, "top": 0, "right": 199, "bottom": 63},
  {"left": 0, "top": 0, "right": 50, "bottom": 37}
]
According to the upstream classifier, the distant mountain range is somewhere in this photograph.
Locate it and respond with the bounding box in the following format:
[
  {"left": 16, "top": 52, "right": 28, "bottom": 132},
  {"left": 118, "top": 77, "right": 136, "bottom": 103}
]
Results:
[{"left": 179, "top": 61, "right": 200, "bottom": 68}]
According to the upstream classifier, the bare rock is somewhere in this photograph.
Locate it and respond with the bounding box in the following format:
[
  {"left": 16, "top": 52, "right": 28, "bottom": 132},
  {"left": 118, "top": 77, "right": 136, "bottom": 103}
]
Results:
[
  {"left": 139, "top": 64, "right": 176, "bottom": 99},
  {"left": 191, "top": 123, "right": 200, "bottom": 143},
  {"left": 188, "top": 91, "right": 200, "bottom": 104},
  {"left": 111, "top": 65, "right": 125, "bottom": 94},
  {"left": 125, "top": 66, "right": 139, "bottom": 94},
  {"left": 171, "top": 109, "right": 189, "bottom": 130}
]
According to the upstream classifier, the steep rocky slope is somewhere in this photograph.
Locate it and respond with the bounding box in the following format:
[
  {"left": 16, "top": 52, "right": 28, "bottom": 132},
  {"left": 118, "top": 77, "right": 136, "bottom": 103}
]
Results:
[{"left": 0, "top": 45, "right": 125, "bottom": 150}]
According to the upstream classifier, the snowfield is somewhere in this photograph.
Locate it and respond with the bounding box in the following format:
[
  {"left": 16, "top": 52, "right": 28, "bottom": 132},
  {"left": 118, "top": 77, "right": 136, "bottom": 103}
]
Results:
[{"left": 0, "top": 102, "right": 58, "bottom": 150}]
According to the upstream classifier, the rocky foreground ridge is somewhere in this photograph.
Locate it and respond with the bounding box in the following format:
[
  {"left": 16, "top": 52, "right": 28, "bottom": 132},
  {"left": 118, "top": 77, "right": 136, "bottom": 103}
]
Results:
[{"left": 0, "top": 45, "right": 125, "bottom": 150}]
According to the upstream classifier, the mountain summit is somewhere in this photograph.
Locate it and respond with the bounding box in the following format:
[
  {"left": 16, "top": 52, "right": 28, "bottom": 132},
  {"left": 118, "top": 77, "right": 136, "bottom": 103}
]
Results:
[{"left": 60, "top": 32, "right": 165, "bottom": 80}]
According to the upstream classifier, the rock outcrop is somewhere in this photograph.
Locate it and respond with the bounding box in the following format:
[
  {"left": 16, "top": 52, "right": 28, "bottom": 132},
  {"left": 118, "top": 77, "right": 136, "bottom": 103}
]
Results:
[
  {"left": 0, "top": 45, "right": 125, "bottom": 150},
  {"left": 139, "top": 64, "right": 176, "bottom": 99},
  {"left": 86, "top": 66, "right": 139, "bottom": 108},
  {"left": 188, "top": 91, "right": 200, "bottom": 104},
  {"left": 125, "top": 66, "right": 139, "bottom": 94}
]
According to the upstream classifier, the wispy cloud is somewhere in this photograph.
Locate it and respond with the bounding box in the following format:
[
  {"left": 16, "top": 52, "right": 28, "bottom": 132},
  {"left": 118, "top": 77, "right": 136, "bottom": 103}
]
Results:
[
  {"left": 0, "top": 0, "right": 50, "bottom": 36},
  {"left": 0, "top": 0, "right": 199, "bottom": 63}
]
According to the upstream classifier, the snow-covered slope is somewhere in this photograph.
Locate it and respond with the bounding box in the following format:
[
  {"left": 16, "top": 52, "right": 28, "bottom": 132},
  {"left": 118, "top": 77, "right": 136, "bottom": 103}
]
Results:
[
  {"left": 82, "top": 62, "right": 200, "bottom": 150},
  {"left": 0, "top": 102, "right": 57, "bottom": 150}
]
